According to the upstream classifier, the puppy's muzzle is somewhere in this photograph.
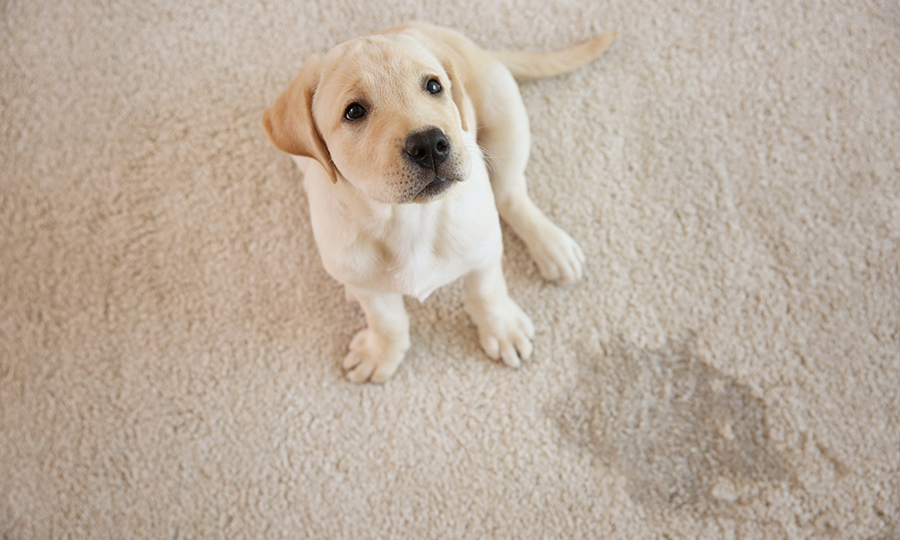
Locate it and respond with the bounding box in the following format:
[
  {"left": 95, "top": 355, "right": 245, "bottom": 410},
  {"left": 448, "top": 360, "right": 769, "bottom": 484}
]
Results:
[{"left": 405, "top": 127, "right": 450, "bottom": 170}]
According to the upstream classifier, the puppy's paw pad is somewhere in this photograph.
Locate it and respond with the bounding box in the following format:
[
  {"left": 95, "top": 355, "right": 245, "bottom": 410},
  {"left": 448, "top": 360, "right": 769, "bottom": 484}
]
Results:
[
  {"left": 476, "top": 301, "right": 534, "bottom": 369},
  {"left": 529, "top": 224, "right": 585, "bottom": 284},
  {"left": 342, "top": 329, "right": 404, "bottom": 384}
]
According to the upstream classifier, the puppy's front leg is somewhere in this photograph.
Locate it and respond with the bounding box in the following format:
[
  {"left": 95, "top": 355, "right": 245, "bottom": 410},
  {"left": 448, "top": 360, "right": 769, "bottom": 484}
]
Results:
[
  {"left": 342, "top": 287, "right": 410, "bottom": 383},
  {"left": 464, "top": 259, "right": 535, "bottom": 368}
]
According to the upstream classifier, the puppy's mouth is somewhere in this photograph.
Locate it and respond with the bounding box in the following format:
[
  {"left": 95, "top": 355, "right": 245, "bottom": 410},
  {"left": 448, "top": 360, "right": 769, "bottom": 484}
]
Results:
[{"left": 413, "top": 174, "right": 455, "bottom": 201}]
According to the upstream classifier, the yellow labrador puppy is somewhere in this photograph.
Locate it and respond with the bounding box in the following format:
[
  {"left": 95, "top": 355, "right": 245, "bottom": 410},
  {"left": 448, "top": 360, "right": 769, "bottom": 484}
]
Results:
[{"left": 263, "top": 22, "right": 617, "bottom": 382}]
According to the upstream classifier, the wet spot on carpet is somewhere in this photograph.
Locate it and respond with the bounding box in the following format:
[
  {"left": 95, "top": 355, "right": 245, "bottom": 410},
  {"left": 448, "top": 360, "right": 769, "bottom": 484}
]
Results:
[{"left": 553, "top": 335, "right": 791, "bottom": 512}]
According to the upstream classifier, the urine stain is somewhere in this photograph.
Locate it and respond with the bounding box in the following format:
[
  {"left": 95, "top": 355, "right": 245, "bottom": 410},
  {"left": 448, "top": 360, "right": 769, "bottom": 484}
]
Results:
[{"left": 553, "top": 336, "right": 791, "bottom": 512}]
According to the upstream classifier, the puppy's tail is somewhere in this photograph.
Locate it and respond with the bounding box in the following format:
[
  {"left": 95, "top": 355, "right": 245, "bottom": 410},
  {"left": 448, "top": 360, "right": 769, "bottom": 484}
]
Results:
[{"left": 490, "top": 30, "right": 619, "bottom": 80}]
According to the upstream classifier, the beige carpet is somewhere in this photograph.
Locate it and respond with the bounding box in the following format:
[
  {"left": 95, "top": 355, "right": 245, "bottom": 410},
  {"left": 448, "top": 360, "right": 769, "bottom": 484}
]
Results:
[{"left": 2, "top": 0, "right": 899, "bottom": 538}]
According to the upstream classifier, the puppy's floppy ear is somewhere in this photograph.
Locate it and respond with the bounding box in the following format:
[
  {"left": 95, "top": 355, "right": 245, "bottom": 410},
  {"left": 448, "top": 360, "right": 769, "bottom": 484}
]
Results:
[
  {"left": 409, "top": 31, "right": 472, "bottom": 132},
  {"left": 442, "top": 49, "right": 471, "bottom": 132},
  {"left": 262, "top": 56, "right": 338, "bottom": 183}
]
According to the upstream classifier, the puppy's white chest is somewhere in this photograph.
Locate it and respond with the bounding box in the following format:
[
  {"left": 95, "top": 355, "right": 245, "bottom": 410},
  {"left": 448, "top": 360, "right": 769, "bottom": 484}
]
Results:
[
  {"left": 368, "top": 212, "right": 478, "bottom": 300},
  {"left": 303, "top": 158, "right": 501, "bottom": 301}
]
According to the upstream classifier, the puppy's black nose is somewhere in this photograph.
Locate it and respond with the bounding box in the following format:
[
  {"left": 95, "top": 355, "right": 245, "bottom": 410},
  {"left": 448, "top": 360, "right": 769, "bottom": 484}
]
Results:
[{"left": 405, "top": 127, "right": 450, "bottom": 169}]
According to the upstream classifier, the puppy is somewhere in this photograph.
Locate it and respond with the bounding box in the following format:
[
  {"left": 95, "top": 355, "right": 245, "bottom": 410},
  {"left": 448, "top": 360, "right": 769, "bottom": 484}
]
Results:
[{"left": 263, "top": 22, "right": 617, "bottom": 382}]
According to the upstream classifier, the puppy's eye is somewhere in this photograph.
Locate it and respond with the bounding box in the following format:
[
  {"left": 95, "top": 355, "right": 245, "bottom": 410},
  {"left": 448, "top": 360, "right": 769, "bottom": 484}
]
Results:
[
  {"left": 344, "top": 103, "right": 367, "bottom": 121},
  {"left": 425, "top": 78, "right": 443, "bottom": 95}
]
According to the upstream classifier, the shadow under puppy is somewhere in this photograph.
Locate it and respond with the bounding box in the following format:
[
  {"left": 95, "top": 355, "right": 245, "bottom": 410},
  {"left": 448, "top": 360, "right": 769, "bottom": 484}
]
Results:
[{"left": 263, "top": 22, "right": 617, "bottom": 383}]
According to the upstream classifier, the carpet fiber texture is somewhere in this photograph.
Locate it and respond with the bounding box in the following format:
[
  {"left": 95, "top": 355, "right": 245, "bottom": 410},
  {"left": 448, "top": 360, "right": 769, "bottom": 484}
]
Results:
[{"left": 2, "top": 0, "right": 899, "bottom": 538}]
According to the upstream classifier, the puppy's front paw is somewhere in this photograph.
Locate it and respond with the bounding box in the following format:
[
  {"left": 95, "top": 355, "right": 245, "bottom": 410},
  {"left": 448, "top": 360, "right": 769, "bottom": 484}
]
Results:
[
  {"left": 528, "top": 223, "right": 585, "bottom": 284},
  {"left": 474, "top": 300, "right": 535, "bottom": 369},
  {"left": 342, "top": 329, "right": 406, "bottom": 384}
]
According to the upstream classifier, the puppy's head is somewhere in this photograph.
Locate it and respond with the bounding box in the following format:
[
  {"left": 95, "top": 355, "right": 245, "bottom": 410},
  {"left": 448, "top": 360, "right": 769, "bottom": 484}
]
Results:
[{"left": 263, "top": 31, "right": 471, "bottom": 204}]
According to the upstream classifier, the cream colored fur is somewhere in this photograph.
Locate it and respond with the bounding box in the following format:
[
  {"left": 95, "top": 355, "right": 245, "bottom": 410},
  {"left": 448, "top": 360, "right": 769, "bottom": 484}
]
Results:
[{"left": 263, "top": 22, "right": 617, "bottom": 382}]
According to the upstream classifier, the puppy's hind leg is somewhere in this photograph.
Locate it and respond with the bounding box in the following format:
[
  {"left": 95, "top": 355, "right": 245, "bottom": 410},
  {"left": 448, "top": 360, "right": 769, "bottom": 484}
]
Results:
[
  {"left": 478, "top": 65, "right": 585, "bottom": 284},
  {"left": 342, "top": 287, "right": 410, "bottom": 383}
]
